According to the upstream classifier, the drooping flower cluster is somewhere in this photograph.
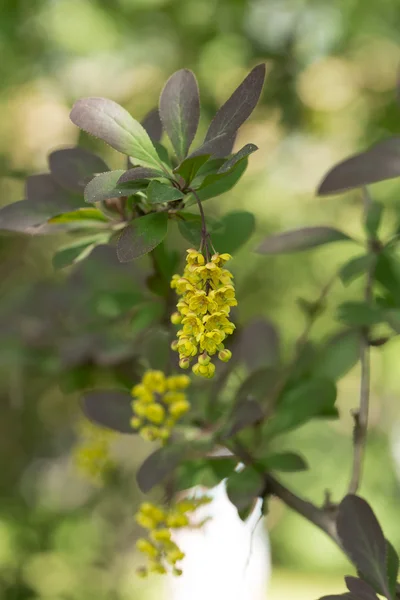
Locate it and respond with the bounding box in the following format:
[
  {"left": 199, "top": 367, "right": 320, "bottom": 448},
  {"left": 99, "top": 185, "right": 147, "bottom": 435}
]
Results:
[
  {"left": 130, "top": 370, "right": 191, "bottom": 442},
  {"left": 73, "top": 420, "right": 115, "bottom": 483},
  {"left": 135, "top": 497, "right": 212, "bottom": 578},
  {"left": 170, "top": 249, "right": 237, "bottom": 378}
]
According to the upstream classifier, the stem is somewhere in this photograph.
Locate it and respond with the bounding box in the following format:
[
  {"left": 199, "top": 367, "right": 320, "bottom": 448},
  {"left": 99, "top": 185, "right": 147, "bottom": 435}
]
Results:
[
  {"left": 232, "top": 440, "right": 340, "bottom": 546},
  {"left": 348, "top": 188, "right": 374, "bottom": 494},
  {"left": 188, "top": 187, "right": 210, "bottom": 261}
]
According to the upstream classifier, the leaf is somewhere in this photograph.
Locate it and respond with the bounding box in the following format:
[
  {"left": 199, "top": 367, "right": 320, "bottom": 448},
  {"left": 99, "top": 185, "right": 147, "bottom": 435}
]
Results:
[
  {"left": 318, "top": 595, "right": 354, "bottom": 600},
  {"left": 117, "top": 212, "right": 168, "bottom": 262},
  {"left": 345, "top": 576, "right": 380, "bottom": 600},
  {"left": 159, "top": 69, "right": 200, "bottom": 161},
  {"left": 237, "top": 319, "right": 280, "bottom": 370},
  {"left": 226, "top": 467, "right": 264, "bottom": 514},
  {"left": 337, "top": 302, "right": 385, "bottom": 327},
  {"left": 211, "top": 210, "right": 255, "bottom": 254},
  {"left": 0, "top": 200, "right": 57, "bottom": 232},
  {"left": 187, "top": 157, "right": 248, "bottom": 205},
  {"left": 339, "top": 255, "right": 376, "bottom": 286},
  {"left": 84, "top": 170, "right": 140, "bottom": 203},
  {"left": 147, "top": 181, "right": 185, "bottom": 204},
  {"left": 81, "top": 389, "right": 134, "bottom": 433},
  {"left": 317, "top": 138, "right": 400, "bottom": 196},
  {"left": 52, "top": 240, "right": 97, "bottom": 270},
  {"left": 141, "top": 108, "right": 163, "bottom": 143},
  {"left": 117, "top": 167, "right": 166, "bottom": 185},
  {"left": 337, "top": 495, "right": 392, "bottom": 600},
  {"left": 386, "top": 540, "right": 399, "bottom": 600},
  {"left": 313, "top": 330, "right": 360, "bottom": 381},
  {"left": 375, "top": 252, "right": 400, "bottom": 304},
  {"left": 177, "top": 212, "right": 219, "bottom": 246},
  {"left": 256, "top": 227, "right": 353, "bottom": 254},
  {"left": 70, "top": 97, "right": 164, "bottom": 170},
  {"left": 174, "top": 154, "right": 211, "bottom": 185},
  {"left": 365, "top": 201, "right": 383, "bottom": 238},
  {"left": 234, "top": 367, "right": 279, "bottom": 406},
  {"left": 261, "top": 452, "right": 308, "bottom": 473},
  {"left": 48, "top": 147, "right": 109, "bottom": 193},
  {"left": 201, "top": 64, "right": 265, "bottom": 157},
  {"left": 25, "top": 173, "right": 82, "bottom": 210},
  {"left": 48, "top": 208, "right": 108, "bottom": 223},
  {"left": 222, "top": 399, "right": 264, "bottom": 439},
  {"left": 218, "top": 144, "right": 258, "bottom": 173},
  {"left": 136, "top": 445, "right": 185, "bottom": 493},
  {"left": 264, "top": 378, "right": 337, "bottom": 438}
]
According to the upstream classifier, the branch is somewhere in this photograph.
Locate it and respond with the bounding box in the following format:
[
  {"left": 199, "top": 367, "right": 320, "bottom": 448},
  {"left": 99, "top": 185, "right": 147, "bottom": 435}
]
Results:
[
  {"left": 187, "top": 187, "right": 210, "bottom": 260},
  {"left": 348, "top": 187, "right": 374, "bottom": 494}
]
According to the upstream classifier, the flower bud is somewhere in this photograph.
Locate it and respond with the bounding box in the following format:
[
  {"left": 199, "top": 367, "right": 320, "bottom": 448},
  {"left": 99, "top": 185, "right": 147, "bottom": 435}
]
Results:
[
  {"left": 170, "top": 312, "right": 182, "bottom": 325},
  {"left": 198, "top": 352, "right": 210, "bottom": 365},
  {"left": 179, "top": 357, "right": 190, "bottom": 369},
  {"left": 218, "top": 349, "right": 232, "bottom": 362},
  {"left": 170, "top": 340, "right": 179, "bottom": 351}
]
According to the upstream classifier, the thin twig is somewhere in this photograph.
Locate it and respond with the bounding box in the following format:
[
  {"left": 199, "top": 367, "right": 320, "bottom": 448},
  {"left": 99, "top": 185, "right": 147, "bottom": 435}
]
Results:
[
  {"left": 348, "top": 187, "right": 374, "bottom": 494},
  {"left": 188, "top": 187, "right": 210, "bottom": 260}
]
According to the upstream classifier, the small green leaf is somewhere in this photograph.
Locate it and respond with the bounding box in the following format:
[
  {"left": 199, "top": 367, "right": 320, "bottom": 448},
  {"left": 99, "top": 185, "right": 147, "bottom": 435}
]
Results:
[
  {"left": 53, "top": 241, "right": 97, "bottom": 270},
  {"left": 337, "top": 302, "right": 385, "bottom": 327},
  {"left": 70, "top": 97, "right": 164, "bottom": 170},
  {"left": 260, "top": 452, "right": 308, "bottom": 473},
  {"left": 256, "top": 227, "right": 353, "bottom": 254},
  {"left": 174, "top": 154, "right": 210, "bottom": 184},
  {"left": 147, "top": 181, "right": 185, "bottom": 204},
  {"left": 186, "top": 158, "right": 248, "bottom": 205},
  {"left": 339, "top": 254, "right": 376, "bottom": 286},
  {"left": 48, "top": 208, "right": 109, "bottom": 223},
  {"left": 365, "top": 201, "right": 383, "bottom": 238},
  {"left": 313, "top": 330, "right": 360, "bottom": 381},
  {"left": 177, "top": 212, "right": 220, "bottom": 246},
  {"left": 375, "top": 252, "right": 400, "bottom": 304},
  {"left": 117, "top": 212, "right": 168, "bottom": 262},
  {"left": 264, "top": 378, "right": 337, "bottom": 438},
  {"left": 211, "top": 211, "right": 255, "bottom": 254},
  {"left": 218, "top": 144, "right": 258, "bottom": 173},
  {"left": 226, "top": 467, "right": 264, "bottom": 514}
]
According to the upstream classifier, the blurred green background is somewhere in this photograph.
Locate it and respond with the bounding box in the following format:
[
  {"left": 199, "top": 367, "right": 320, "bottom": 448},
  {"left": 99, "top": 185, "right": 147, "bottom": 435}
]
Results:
[{"left": 1, "top": 0, "right": 400, "bottom": 598}]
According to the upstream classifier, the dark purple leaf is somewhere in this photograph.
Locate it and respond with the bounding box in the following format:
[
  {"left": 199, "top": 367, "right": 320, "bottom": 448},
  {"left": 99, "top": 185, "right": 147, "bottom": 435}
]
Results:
[
  {"left": 337, "top": 495, "right": 391, "bottom": 599},
  {"left": 202, "top": 64, "right": 265, "bottom": 152},
  {"left": 238, "top": 319, "right": 280, "bottom": 370},
  {"left": 81, "top": 389, "right": 135, "bottom": 433},
  {"left": 189, "top": 131, "right": 236, "bottom": 159},
  {"left": 317, "top": 138, "right": 400, "bottom": 196},
  {"left": 48, "top": 147, "right": 109, "bottom": 193},
  {"left": 218, "top": 144, "right": 258, "bottom": 173},
  {"left": 0, "top": 200, "right": 54, "bottom": 232},
  {"left": 26, "top": 174, "right": 82, "bottom": 211},
  {"left": 256, "top": 227, "right": 352, "bottom": 254},
  {"left": 345, "top": 576, "right": 379, "bottom": 600},
  {"left": 116, "top": 212, "right": 168, "bottom": 262},
  {"left": 70, "top": 97, "right": 163, "bottom": 169},
  {"left": 117, "top": 167, "right": 165, "bottom": 185},
  {"left": 222, "top": 399, "right": 264, "bottom": 439},
  {"left": 386, "top": 541, "right": 399, "bottom": 600},
  {"left": 159, "top": 69, "right": 200, "bottom": 161},
  {"left": 141, "top": 108, "right": 163, "bottom": 143},
  {"left": 136, "top": 445, "right": 185, "bottom": 493},
  {"left": 318, "top": 595, "right": 354, "bottom": 600}
]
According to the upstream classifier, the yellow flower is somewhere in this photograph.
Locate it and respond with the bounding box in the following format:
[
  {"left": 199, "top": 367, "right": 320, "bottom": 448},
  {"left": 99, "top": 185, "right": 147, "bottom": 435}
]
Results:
[
  {"left": 177, "top": 336, "right": 198, "bottom": 358},
  {"left": 198, "top": 331, "right": 225, "bottom": 354},
  {"left": 142, "top": 371, "right": 166, "bottom": 394},
  {"left": 211, "top": 252, "right": 232, "bottom": 266},
  {"left": 186, "top": 248, "right": 205, "bottom": 266},
  {"left": 166, "top": 375, "right": 191, "bottom": 390},
  {"left": 192, "top": 361, "right": 216, "bottom": 378},
  {"left": 150, "top": 528, "right": 172, "bottom": 543},
  {"left": 136, "top": 539, "right": 159, "bottom": 558},
  {"left": 181, "top": 313, "right": 204, "bottom": 337},
  {"left": 144, "top": 403, "right": 166, "bottom": 425},
  {"left": 169, "top": 399, "right": 190, "bottom": 419}
]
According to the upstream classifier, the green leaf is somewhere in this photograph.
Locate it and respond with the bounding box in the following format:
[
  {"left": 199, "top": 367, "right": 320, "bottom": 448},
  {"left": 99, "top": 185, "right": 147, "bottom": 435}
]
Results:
[
  {"left": 217, "top": 144, "right": 258, "bottom": 173},
  {"left": 264, "top": 378, "right": 337, "bottom": 438},
  {"left": 339, "top": 254, "right": 376, "bottom": 286},
  {"left": 187, "top": 158, "right": 248, "bottom": 205},
  {"left": 313, "top": 330, "right": 360, "bottom": 381},
  {"left": 386, "top": 540, "right": 399, "bottom": 600},
  {"left": 256, "top": 226, "right": 353, "bottom": 254},
  {"left": 177, "top": 212, "right": 220, "bottom": 246},
  {"left": 211, "top": 210, "right": 255, "bottom": 254},
  {"left": 117, "top": 167, "right": 165, "bottom": 185},
  {"left": 317, "top": 138, "right": 400, "bottom": 196},
  {"left": 375, "top": 251, "right": 400, "bottom": 304},
  {"left": 48, "top": 208, "right": 109, "bottom": 223},
  {"left": 337, "top": 302, "right": 385, "bottom": 327},
  {"left": 226, "top": 467, "right": 264, "bottom": 514},
  {"left": 337, "top": 495, "right": 393, "bottom": 600},
  {"left": 147, "top": 181, "right": 185, "bottom": 204},
  {"left": 70, "top": 97, "right": 164, "bottom": 170},
  {"left": 174, "top": 154, "right": 210, "bottom": 185},
  {"left": 175, "top": 457, "right": 236, "bottom": 491},
  {"left": 260, "top": 452, "right": 308, "bottom": 473},
  {"left": 365, "top": 201, "right": 383, "bottom": 238},
  {"left": 52, "top": 241, "right": 97, "bottom": 270},
  {"left": 117, "top": 212, "right": 168, "bottom": 262},
  {"left": 159, "top": 69, "right": 200, "bottom": 161}
]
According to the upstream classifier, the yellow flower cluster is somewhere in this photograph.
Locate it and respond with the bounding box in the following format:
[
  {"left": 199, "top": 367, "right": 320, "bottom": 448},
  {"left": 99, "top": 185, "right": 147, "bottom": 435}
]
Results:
[
  {"left": 73, "top": 420, "right": 115, "bottom": 483},
  {"left": 135, "top": 497, "right": 212, "bottom": 577},
  {"left": 130, "top": 371, "right": 191, "bottom": 442},
  {"left": 170, "top": 249, "right": 237, "bottom": 378}
]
